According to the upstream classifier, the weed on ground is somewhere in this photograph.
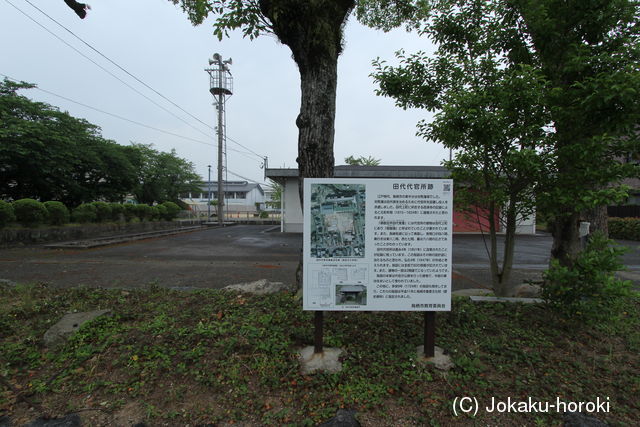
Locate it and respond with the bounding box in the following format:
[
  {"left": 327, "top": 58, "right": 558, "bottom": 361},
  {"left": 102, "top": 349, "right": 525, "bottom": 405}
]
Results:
[{"left": 0, "top": 283, "right": 638, "bottom": 426}]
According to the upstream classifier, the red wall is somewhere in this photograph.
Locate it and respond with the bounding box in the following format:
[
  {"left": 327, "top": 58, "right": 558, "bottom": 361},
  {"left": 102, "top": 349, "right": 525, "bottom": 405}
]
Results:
[{"left": 453, "top": 206, "right": 500, "bottom": 233}]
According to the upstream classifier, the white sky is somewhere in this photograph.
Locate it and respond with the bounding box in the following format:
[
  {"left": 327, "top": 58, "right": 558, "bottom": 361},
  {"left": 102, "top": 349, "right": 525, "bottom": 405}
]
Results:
[{"left": 0, "top": 0, "right": 445, "bottom": 184}]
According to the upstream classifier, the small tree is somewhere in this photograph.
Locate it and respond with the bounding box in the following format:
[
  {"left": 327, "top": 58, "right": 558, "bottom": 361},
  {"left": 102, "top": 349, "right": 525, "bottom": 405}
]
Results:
[{"left": 372, "top": 0, "right": 549, "bottom": 295}]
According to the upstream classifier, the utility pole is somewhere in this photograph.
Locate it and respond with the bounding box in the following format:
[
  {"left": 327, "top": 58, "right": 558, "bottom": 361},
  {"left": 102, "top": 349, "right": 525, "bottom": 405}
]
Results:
[
  {"left": 206, "top": 53, "right": 233, "bottom": 226},
  {"left": 207, "top": 165, "right": 212, "bottom": 219}
]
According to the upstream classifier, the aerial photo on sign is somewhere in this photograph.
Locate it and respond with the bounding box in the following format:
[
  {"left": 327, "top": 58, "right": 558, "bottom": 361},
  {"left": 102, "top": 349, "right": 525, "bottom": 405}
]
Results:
[{"left": 310, "top": 183, "right": 366, "bottom": 258}]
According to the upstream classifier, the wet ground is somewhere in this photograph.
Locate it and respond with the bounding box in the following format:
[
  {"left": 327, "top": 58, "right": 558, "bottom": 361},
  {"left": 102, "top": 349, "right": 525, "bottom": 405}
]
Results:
[{"left": 0, "top": 225, "right": 638, "bottom": 290}]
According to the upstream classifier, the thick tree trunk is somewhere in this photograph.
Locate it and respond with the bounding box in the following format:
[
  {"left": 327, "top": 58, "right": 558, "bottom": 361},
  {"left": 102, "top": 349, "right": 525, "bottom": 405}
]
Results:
[
  {"left": 582, "top": 205, "right": 609, "bottom": 238},
  {"left": 551, "top": 212, "right": 582, "bottom": 267},
  {"left": 259, "top": 0, "right": 355, "bottom": 289}
]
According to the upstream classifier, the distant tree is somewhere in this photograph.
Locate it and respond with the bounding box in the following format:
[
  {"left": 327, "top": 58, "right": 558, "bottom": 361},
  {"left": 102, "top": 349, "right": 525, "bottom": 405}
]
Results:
[
  {"left": 0, "top": 79, "right": 138, "bottom": 205},
  {"left": 344, "top": 155, "right": 381, "bottom": 166},
  {"left": 265, "top": 179, "right": 282, "bottom": 209},
  {"left": 129, "top": 143, "right": 200, "bottom": 205}
]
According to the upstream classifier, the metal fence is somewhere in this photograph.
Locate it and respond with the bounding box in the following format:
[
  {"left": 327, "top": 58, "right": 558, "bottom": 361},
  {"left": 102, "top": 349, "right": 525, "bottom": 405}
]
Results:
[{"left": 608, "top": 205, "right": 640, "bottom": 218}]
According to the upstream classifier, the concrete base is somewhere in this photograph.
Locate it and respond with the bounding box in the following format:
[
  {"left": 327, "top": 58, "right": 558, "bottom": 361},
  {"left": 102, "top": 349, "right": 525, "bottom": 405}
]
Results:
[
  {"left": 416, "top": 345, "right": 454, "bottom": 371},
  {"left": 298, "top": 346, "right": 343, "bottom": 375}
]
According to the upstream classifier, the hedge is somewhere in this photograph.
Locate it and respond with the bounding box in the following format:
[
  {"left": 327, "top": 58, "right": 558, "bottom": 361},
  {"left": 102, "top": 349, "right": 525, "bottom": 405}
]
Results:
[
  {"left": 0, "top": 201, "right": 15, "bottom": 227},
  {"left": 608, "top": 217, "right": 640, "bottom": 241},
  {"left": 13, "top": 199, "right": 48, "bottom": 227},
  {"left": 0, "top": 200, "right": 184, "bottom": 228},
  {"left": 72, "top": 203, "right": 98, "bottom": 223},
  {"left": 44, "top": 201, "right": 69, "bottom": 225}
]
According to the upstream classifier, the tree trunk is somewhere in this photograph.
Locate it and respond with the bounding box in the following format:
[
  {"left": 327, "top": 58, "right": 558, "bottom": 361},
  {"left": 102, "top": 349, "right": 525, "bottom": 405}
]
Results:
[
  {"left": 259, "top": 0, "right": 355, "bottom": 289},
  {"left": 551, "top": 212, "right": 582, "bottom": 267},
  {"left": 496, "top": 199, "right": 518, "bottom": 296},
  {"left": 582, "top": 205, "right": 608, "bottom": 238}
]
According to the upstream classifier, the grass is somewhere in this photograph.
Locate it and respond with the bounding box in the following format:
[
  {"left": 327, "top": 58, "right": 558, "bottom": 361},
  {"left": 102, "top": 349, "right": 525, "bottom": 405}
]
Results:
[{"left": 1, "top": 283, "right": 638, "bottom": 426}]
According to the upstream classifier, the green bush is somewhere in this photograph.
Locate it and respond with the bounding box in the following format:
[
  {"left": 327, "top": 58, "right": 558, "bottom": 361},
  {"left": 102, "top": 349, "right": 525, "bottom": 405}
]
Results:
[
  {"left": 542, "top": 232, "right": 632, "bottom": 324},
  {"left": 0, "top": 200, "right": 16, "bottom": 228},
  {"left": 71, "top": 203, "right": 97, "bottom": 223},
  {"left": 608, "top": 217, "right": 640, "bottom": 241},
  {"left": 156, "top": 204, "right": 168, "bottom": 220},
  {"left": 149, "top": 206, "right": 160, "bottom": 221},
  {"left": 91, "top": 202, "right": 112, "bottom": 223},
  {"left": 109, "top": 203, "right": 125, "bottom": 222},
  {"left": 259, "top": 211, "right": 269, "bottom": 219},
  {"left": 123, "top": 204, "right": 138, "bottom": 222},
  {"left": 134, "top": 204, "right": 152, "bottom": 221},
  {"left": 13, "top": 199, "right": 48, "bottom": 227},
  {"left": 160, "top": 202, "right": 181, "bottom": 220},
  {"left": 43, "top": 201, "right": 69, "bottom": 225}
]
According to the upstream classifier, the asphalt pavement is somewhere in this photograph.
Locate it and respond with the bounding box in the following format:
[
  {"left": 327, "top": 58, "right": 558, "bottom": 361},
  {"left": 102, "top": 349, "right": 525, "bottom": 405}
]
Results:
[{"left": 0, "top": 225, "right": 638, "bottom": 290}]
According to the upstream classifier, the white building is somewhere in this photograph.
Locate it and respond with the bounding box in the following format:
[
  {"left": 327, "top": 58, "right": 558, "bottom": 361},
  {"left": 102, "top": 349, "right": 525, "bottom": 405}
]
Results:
[{"left": 180, "top": 181, "right": 265, "bottom": 215}]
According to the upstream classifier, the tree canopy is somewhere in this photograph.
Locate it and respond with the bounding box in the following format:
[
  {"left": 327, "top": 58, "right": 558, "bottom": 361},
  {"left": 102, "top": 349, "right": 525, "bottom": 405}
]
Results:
[
  {"left": 372, "top": 0, "right": 640, "bottom": 268},
  {"left": 0, "top": 79, "right": 199, "bottom": 206}
]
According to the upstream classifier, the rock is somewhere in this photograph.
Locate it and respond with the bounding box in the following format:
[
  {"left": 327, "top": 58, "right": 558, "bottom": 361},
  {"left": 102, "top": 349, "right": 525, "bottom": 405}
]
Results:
[
  {"left": 25, "top": 414, "right": 81, "bottom": 427},
  {"left": 298, "top": 346, "right": 343, "bottom": 374},
  {"left": 417, "top": 345, "right": 454, "bottom": 371},
  {"left": 452, "top": 288, "right": 493, "bottom": 297},
  {"left": 563, "top": 411, "right": 608, "bottom": 427},
  {"left": 43, "top": 309, "right": 111, "bottom": 348},
  {"left": 223, "top": 279, "right": 293, "bottom": 295},
  {"left": 0, "top": 279, "right": 16, "bottom": 287},
  {"left": 0, "top": 415, "right": 11, "bottom": 427},
  {"left": 514, "top": 283, "right": 541, "bottom": 298},
  {"left": 317, "top": 409, "right": 361, "bottom": 427}
]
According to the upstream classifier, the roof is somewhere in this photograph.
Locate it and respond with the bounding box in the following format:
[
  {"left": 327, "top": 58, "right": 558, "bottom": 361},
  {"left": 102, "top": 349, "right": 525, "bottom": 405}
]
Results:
[
  {"left": 265, "top": 165, "right": 450, "bottom": 183},
  {"left": 197, "top": 181, "right": 264, "bottom": 194}
]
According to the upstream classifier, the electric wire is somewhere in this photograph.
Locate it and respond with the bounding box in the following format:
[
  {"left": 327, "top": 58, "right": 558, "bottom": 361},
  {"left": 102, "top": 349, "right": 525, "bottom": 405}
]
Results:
[
  {"left": 0, "top": 73, "right": 216, "bottom": 148},
  {"left": 20, "top": 0, "right": 268, "bottom": 161},
  {"left": 4, "top": 0, "right": 216, "bottom": 142}
]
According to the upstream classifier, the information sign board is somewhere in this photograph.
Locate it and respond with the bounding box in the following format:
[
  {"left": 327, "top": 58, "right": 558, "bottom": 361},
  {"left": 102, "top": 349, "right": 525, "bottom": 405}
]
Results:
[{"left": 303, "top": 178, "right": 453, "bottom": 311}]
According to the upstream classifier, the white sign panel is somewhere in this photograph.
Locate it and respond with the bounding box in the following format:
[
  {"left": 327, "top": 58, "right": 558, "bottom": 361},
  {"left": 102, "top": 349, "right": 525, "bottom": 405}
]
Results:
[{"left": 303, "top": 178, "right": 453, "bottom": 311}]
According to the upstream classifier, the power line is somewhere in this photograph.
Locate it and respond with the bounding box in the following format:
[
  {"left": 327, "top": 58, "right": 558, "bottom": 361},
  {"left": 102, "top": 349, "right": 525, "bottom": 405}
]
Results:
[
  {"left": 21, "top": 0, "right": 216, "bottom": 136},
  {"left": 1, "top": 73, "right": 216, "bottom": 148},
  {"left": 4, "top": 0, "right": 215, "bottom": 141},
  {"left": 8, "top": 0, "right": 268, "bottom": 161}
]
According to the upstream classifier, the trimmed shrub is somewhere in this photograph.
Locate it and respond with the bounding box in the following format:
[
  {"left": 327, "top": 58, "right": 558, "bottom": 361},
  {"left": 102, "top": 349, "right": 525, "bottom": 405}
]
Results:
[
  {"left": 72, "top": 203, "right": 97, "bottom": 223},
  {"left": 259, "top": 211, "right": 269, "bottom": 219},
  {"left": 123, "top": 204, "right": 138, "bottom": 222},
  {"left": 160, "top": 202, "right": 181, "bottom": 220},
  {"left": 608, "top": 217, "right": 640, "bottom": 241},
  {"left": 13, "top": 199, "right": 48, "bottom": 227},
  {"left": 156, "top": 204, "right": 168, "bottom": 220},
  {"left": 542, "top": 232, "right": 632, "bottom": 324},
  {"left": 149, "top": 206, "right": 161, "bottom": 221},
  {"left": 109, "top": 203, "right": 125, "bottom": 222},
  {"left": 44, "top": 201, "right": 70, "bottom": 225},
  {"left": 134, "top": 204, "right": 152, "bottom": 221},
  {"left": 0, "top": 200, "right": 16, "bottom": 228},
  {"left": 91, "top": 202, "right": 112, "bottom": 223}
]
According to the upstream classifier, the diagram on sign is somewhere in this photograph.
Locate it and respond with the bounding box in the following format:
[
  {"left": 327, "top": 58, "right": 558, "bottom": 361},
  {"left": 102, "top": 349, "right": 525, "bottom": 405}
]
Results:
[{"left": 310, "top": 183, "right": 366, "bottom": 258}]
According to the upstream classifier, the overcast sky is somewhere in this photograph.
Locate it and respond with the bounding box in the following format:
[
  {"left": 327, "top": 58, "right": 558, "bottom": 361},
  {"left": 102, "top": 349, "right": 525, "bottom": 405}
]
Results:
[{"left": 1, "top": 0, "right": 444, "bottom": 184}]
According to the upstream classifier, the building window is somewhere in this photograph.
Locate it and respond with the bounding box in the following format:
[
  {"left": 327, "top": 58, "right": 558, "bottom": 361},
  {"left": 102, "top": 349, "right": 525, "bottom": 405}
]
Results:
[{"left": 235, "top": 192, "right": 246, "bottom": 199}]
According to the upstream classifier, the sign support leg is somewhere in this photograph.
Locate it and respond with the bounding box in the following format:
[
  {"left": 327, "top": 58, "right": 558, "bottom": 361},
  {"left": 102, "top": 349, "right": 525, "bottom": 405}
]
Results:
[
  {"left": 424, "top": 311, "right": 435, "bottom": 358},
  {"left": 314, "top": 311, "right": 324, "bottom": 354}
]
